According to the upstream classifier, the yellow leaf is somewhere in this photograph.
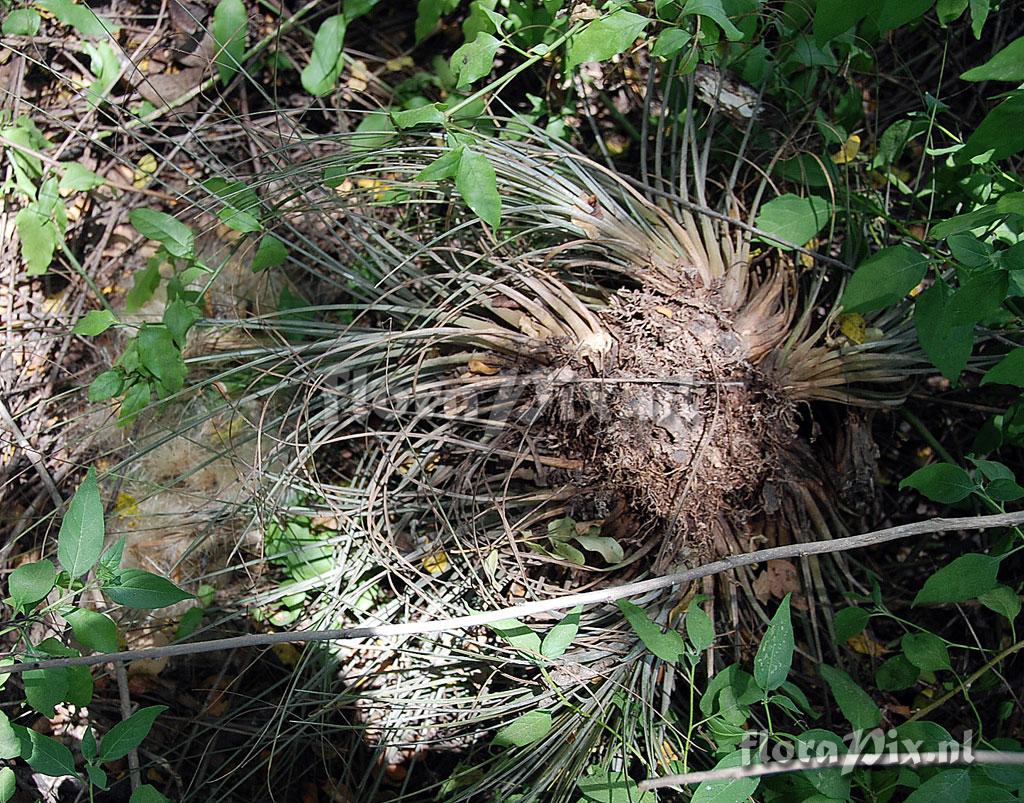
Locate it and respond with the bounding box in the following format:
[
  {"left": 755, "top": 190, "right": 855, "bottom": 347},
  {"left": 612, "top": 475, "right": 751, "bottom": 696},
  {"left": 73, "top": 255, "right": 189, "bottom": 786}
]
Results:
[
  {"left": 839, "top": 313, "right": 867, "bottom": 344},
  {"left": 468, "top": 359, "right": 499, "bottom": 375},
  {"left": 385, "top": 56, "right": 414, "bottom": 72},
  {"left": 134, "top": 153, "right": 157, "bottom": 188},
  {"left": 272, "top": 642, "right": 301, "bottom": 666},
  {"left": 847, "top": 632, "right": 888, "bottom": 658},
  {"left": 832, "top": 134, "right": 861, "bottom": 164},
  {"left": 114, "top": 491, "right": 140, "bottom": 518},
  {"left": 654, "top": 306, "right": 674, "bottom": 318},
  {"left": 423, "top": 551, "right": 449, "bottom": 575}
]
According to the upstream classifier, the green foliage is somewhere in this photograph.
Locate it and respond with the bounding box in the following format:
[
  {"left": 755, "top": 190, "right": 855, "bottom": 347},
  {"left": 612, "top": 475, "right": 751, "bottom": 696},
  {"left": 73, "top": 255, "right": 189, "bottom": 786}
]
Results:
[
  {"left": 455, "top": 147, "right": 502, "bottom": 228},
  {"left": 302, "top": 14, "right": 348, "bottom": 96},
  {"left": 753, "top": 194, "right": 831, "bottom": 249},
  {"left": 451, "top": 32, "right": 502, "bottom": 89},
  {"left": 2, "top": 7, "right": 40, "bottom": 35},
  {"left": 753, "top": 594, "right": 794, "bottom": 692},
  {"left": 691, "top": 750, "right": 759, "bottom": 803},
  {"left": 212, "top": 0, "right": 247, "bottom": 84},
  {"left": 129, "top": 208, "right": 194, "bottom": 258},
  {"left": 962, "top": 36, "right": 1024, "bottom": 81},
  {"left": 8, "top": 559, "right": 56, "bottom": 611},
  {"left": 37, "top": 0, "right": 118, "bottom": 37},
  {"left": 841, "top": 246, "right": 928, "bottom": 313},
  {"left": 492, "top": 709, "right": 551, "bottom": 747},
  {"left": 73, "top": 309, "right": 117, "bottom": 336},
  {"left": 540, "top": 606, "right": 581, "bottom": 659},
  {"left": 900, "top": 463, "right": 976, "bottom": 503},
  {"left": 565, "top": 11, "right": 649, "bottom": 72},
  {"left": 576, "top": 769, "right": 655, "bottom": 802},
  {"left": 99, "top": 705, "right": 168, "bottom": 762},
  {"left": 617, "top": 600, "right": 685, "bottom": 663},
  {"left": 1, "top": 465, "right": 186, "bottom": 796},
  {"left": 819, "top": 664, "right": 882, "bottom": 729},
  {"left": 57, "top": 467, "right": 104, "bottom": 579},
  {"left": 914, "top": 553, "right": 1001, "bottom": 605}
]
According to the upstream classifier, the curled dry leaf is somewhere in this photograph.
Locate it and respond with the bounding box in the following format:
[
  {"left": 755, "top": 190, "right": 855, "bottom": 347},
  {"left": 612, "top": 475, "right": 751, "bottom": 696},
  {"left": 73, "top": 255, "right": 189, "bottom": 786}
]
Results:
[{"left": 753, "top": 559, "right": 801, "bottom": 604}]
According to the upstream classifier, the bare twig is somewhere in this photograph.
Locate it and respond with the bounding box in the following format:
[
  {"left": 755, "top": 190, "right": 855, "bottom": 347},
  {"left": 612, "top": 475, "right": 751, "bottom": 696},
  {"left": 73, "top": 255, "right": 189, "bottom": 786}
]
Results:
[
  {"left": 1, "top": 511, "right": 1022, "bottom": 674},
  {"left": 639, "top": 749, "right": 1024, "bottom": 790},
  {"left": 115, "top": 661, "right": 142, "bottom": 792}
]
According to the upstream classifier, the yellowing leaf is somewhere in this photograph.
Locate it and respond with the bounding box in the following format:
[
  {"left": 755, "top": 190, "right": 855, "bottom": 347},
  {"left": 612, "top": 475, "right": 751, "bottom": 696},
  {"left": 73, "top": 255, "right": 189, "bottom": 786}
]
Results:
[
  {"left": 385, "top": 56, "right": 413, "bottom": 72},
  {"left": 114, "top": 492, "right": 140, "bottom": 518},
  {"left": 839, "top": 313, "right": 867, "bottom": 344},
  {"left": 847, "top": 632, "right": 888, "bottom": 658},
  {"left": 272, "top": 642, "right": 301, "bottom": 666},
  {"left": 832, "top": 134, "right": 861, "bottom": 164},
  {"left": 468, "top": 359, "right": 499, "bottom": 375},
  {"left": 134, "top": 154, "right": 157, "bottom": 188},
  {"left": 423, "top": 551, "right": 449, "bottom": 575}
]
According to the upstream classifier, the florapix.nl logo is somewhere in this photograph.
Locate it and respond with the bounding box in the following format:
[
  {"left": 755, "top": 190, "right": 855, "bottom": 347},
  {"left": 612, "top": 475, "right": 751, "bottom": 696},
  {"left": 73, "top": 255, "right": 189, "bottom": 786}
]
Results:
[{"left": 737, "top": 728, "right": 976, "bottom": 775}]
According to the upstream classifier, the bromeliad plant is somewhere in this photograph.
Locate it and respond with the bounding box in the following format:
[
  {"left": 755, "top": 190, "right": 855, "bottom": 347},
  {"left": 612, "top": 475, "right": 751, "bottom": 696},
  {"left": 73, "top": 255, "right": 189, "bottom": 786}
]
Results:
[{"left": 188, "top": 61, "right": 931, "bottom": 797}]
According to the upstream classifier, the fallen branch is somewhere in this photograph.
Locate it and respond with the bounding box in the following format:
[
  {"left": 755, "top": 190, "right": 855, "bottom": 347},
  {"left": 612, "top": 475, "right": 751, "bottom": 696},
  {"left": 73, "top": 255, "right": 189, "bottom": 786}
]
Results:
[
  {"left": 2, "top": 511, "right": 1023, "bottom": 675},
  {"left": 639, "top": 749, "right": 1024, "bottom": 790}
]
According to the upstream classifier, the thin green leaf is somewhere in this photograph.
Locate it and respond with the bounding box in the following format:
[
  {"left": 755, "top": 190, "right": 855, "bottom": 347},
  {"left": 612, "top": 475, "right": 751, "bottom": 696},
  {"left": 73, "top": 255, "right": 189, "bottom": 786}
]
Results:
[
  {"left": 37, "top": 0, "right": 118, "bottom": 36},
  {"left": 59, "top": 162, "right": 105, "bottom": 192},
  {"left": 212, "top": 0, "right": 247, "bottom": 83},
  {"left": 979, "top": 585, "right": 1021, "bottom": 620},
  {"left": 901, "top": 632, "right": 952, "bottom": 671},
  {"left": 914, "top": 282, "right": 973, "bottom": 382},
  {"left": 58, "top": 467, "right": 104, "bottom": 579},
  {"left": 617, "top": 600, "right": 685, "bottom": 663},
  {"left": 251, "top": 235, "right": 288, "bottom": 272},
  {"left": 0, "top": 713, "right": 19, "bottom": 760},
  {"left": 301, "top": 14, "right": 347, "bottom": 96},
  {"left": 540, "top": 606, "right": 581, "bottom": 659},
  {"left": 682, "top": 0, "right": 744, "bottom": 41},
  {"left": 18, "top": 727, "right": 79, "bottom": 778},
  {"left": 753, "top": 594, "right": 793, "bottom": 692},
  {"left": 8, "top": 559, "right": 56, "bottom": 610},
  {"left": 958, "top": 35, "right": 1024, "bottom": 80},
  {"left": 129, "top": 209, "right": 194, "bottom": 258},
  {"left": 74, "top": 309, "right": 117, "bottom": 336},
  {"left": 753, "top": 194, "right": 831, "bottom": 250},
  {"left": 691, "top": 749, "right": 759, "bottom": 803},
  {"left": 455, "top": 148, "right": 501, "bottom": 228},
  {"left": 913, "top": 553, "right": 1001, "bottom": 606},
  {"left": 65, "top": 608, "right": 119, "bottom": 653},
  {"left": 99, "top": 705, "right": 168, "bottom": 763},
  {"left": 840, "top": 245, "right": 928, "bottom": 313},
  {"left": 0, "top": 766, "right": 13, "bottom": 803},
  {"left": 565, "top": 10, "right": 649, "bottom": 72},
  {"left": 103, "top": 569, "right": 193, "bottom": 609},
  {"left": 904, "top": 768, "right": 971, "bottom": 802},
  {"left": 982, "top": 348, "right": 1024, "bottom": 387},
  {"left": 450, "top": 33, "right": 502, "bottom": 89},
  {"left": 899, "top": 463, "right": 976, "bottom": 503},
  {"left": 488, "top": 618, "right": 542, "bottom": 653},
  {"left": 686, "top": 603, "right": 715, "bottom": 652},
  {"left": 491, "top": 709, "right": 551, "bottom": 747},
  {"left": 833, "top": 607, "right": 869, "bottom": 644},
  {"left": 819, "top": 664, "right": 882, "bottom": 730},
  {"left": 130, "top": 785, "right": 171, "bottom": 803},
  {"left": 2, "top": 8, "right": 41, "bottom": 35}
]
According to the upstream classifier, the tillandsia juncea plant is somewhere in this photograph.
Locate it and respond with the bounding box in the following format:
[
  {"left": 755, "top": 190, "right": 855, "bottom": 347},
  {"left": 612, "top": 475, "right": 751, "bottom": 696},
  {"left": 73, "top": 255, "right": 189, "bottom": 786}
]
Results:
[
  {"left": 7, "top": 0, "right": 1024, "bottom": 799},
  {"left": 167, "top": 63, "right": 932, "bottom": 799}
]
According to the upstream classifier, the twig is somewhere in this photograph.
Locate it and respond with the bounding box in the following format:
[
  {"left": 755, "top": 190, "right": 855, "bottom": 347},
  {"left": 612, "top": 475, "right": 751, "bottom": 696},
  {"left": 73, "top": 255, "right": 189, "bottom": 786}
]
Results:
[
  {"left": 115, "top": 662, "right": 142, "bottom": 792},
  {"left": 906, "top": 639, "right": 1024, "bottom": 723},
  {"left": 639, "top": 749, "right": 1024, "bottom": 790},
  {"left": 0, "top": 511, "right": 1022, "bottom": 674}
]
